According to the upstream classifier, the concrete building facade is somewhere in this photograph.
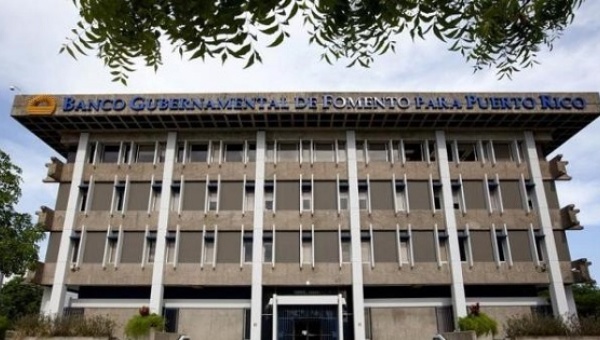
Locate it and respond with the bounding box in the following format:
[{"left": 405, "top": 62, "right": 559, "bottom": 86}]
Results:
[{"left": 12, "top": 92, "right": 599, "bottom": 339}]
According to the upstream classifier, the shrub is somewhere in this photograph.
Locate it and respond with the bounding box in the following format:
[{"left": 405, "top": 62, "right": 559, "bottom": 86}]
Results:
[
  {"left": 505, "top": 314, "right": 569, "bottom": 337},
  {"left": 505, "top": 314, "right": 600, "bottom": 337},
  {"left": 0, "top": 315, "right": 9, "bottom": 340},
  {"left": 12, "top": 314, "right": 115, "bottom": 337},
  {"left": 458, "top": 313, "right": 498, "bottom": 337},
  {"left": 578, "top": 315, "right": 600, "bottom": 336},
  {"left": 125, "top": 313, "right": 165, "bottom": 339}
]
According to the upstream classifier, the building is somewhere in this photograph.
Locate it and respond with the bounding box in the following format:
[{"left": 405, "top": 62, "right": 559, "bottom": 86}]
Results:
[{"left": 12, "top": 92, "right": 600, "bottom": 339}]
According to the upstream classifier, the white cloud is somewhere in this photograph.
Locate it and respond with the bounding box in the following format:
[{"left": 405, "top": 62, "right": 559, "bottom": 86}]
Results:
[{"left": 1, "top": 0, "right": 599, "bottom": 279}]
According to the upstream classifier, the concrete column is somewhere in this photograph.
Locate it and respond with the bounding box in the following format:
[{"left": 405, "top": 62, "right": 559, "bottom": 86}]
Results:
[
  {"left": 46, "top": 133, "right": 89, "bottom": 315},
  {"left": 435, "top": 131, "right": 467, "bottom": 323},
  {"left": 250, "top": 131, "right": 266, "bottom": 340},
  {"left": 346, "top": 131, "right": 366, "bottom": 340},
  {"left": 523, "top": 131, "right": 569, "bottom": 317},
  {"left": 565, "top": 285, "right": 577, "bottom": 317},
  {"left": 149, "top": 132, "right": 177, "bottom": 313}
]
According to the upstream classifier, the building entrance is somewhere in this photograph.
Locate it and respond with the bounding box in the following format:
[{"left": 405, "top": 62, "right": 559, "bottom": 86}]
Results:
[
  {"left": 267, "top": 294, "right": 346, "bottom": 340},
  {"left": 278, "top": 305, "right": 338, "bottom": 340}
]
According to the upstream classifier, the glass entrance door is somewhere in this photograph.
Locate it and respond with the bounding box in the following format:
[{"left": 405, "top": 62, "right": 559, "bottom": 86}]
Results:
[{"left": 278, "top": 305, "right": 339, "bottom": 340}]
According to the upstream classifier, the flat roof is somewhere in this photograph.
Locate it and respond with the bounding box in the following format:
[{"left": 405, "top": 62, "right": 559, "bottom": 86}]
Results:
[{"left": 11, "top": 92, "right": 600, "bottom": 156}]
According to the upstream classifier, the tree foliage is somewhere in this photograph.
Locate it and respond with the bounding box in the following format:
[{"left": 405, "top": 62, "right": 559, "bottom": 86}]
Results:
[
  {"left": 62, "top": 0, "right": 585, "bottom": 84},
  {"left": 0, "top": 149, "right": 45, "bottom": 278},
  {"left": 0, "top": 277, "right": 43, "bottom": 324},
  {"left": 573, "top": 284, "right": 600, "bottom": 317}
]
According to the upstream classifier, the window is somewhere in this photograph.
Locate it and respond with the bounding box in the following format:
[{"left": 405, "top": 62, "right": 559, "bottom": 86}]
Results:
[
  {"left": 493, "top": 142, "right": 514, "bottom": 161},
  {"left": 456, "top": 142, "right": 478, "bottom": 162},
  {"left": 188, "top": 143, "right": 208, "bottom": 162},
  {"left": 368, "top": 141, "right": 388, "bottom": 162},
  {"left": 446, "top": 142, "right": 455, "bottom": 162},
  {"left": 526, "top": 182, "right": 537, "bottom": 210},
  {"left": 341, "top": 232, "right": 351, "bottom": 263},
  {"left": 243, "top": 233, "right": 253, "bottom": 264},
  {"left": 489, "top": 182, "right": 502, "bottom": 212},
  {"left": 120, "top": 143, "right": 131, "bottom": 164},
  {"left": 246, "top": 142, "right": 256, "bottom": 162},
  {"left": 458, "top": 232, "right": 469, "bottom": 262},
  {"left": 113, "top": 182, "right": 125, "bottom": 212},
  {"left": 176, "top": 143, "right": 185, "bottom": 163},
  {"left": 427, "top": 141, "right": 437, "bottom": 162},
  {"left": 358, "top": 181, "right": 369, "bottom": 210},
  {"left": 244, "top": 183, "right": 255, "bottom": 212},
  {"left": 165, "top": 235, "right": 176, "bottom": 265},
  {"left": 203, "top": 232, "right": 215, "bottom": 265},
  {"left": 106, "top": 238, "right": 118, "bottom": 265},
  {"left": 301, "top": 181, "right": 312, "bottom": 212},
  {"left": 361, "top": 233, "right": 371, "bottom": 264},
  {"left": 170, "top": 183, "right": 181, "bottom": 212},
  {"left": 278, "top": 142, "right": 299, "bottom": 162},
  {"left": 301, "top": 232, "right": 312, "bottom": 265},
  {"left": 433, "top": 182, "right": 442, "bottom": 210},
  {"left": 399, "top": 232, "right": 410, "bottom": 265},
  {"left": 263, "top": 232, "right": 273, "bottom": 263},
  {"left": 207, "top": 183, "right": 218, "bottom": 211},
  {"left": 146, "top": 233, "right": 156, "bottom": 263},
  {"left": 314, "top": 142, "right": 334, "bottom": 162},
  {"left": 70, "top": 233, "right": 81, "bottom": 264},
  {"left": 395, "top": 180, "right": 407, "bottom": 212},
  {"left": 438, "top": 235, "right": 449, "bottom": 263},
  {"left": 451, "top": 183, "right": 462, "bottom": 210},
  {"left": 101, "top": 144, "right": 120, "bottom": 163},
  {"left": 338, "top": 182, "right": 349, "bottom": 210},
  {"left": 151, "top": 183, "right": 162, "bottom": 212},
  {"left": 337, "top": 141, "right": 346, "bottom": 162},
  {"left": 301, "top": 141, "right": 311, "bottom": 163},
  {"left": 264, "top": 182, "right": 274, "bottom": 211},
  {"left": 355, "top": 141, "right": 366, "bottom": 162},
  {"left": 404, "top": 142, "right": 424, "bottom": 161},
  {"left": 266, "top": 142, "right": 275, "bottom": 163},
  {"left": 480, "top": 141, "right": 492, "bottom": 163},
  {"left": 157, "top": 142, "right": 166, "bottom": 163},
  {"left": 87, "top": 143, "right": 97, "bottom": 163},
  {"left": 136, "top": 144, "right": 155, "bottom": 163},
  {"left": 224, "top": 143, "right": 244, "bottom": 162},
  {"left": 495, "top": 231, "right": 509, "bottom": 263},
  {"left": 535, "top": 234, "right": 546, "bottom": 262},
  {"left": 78, "top": 183, "right": 89, "bottom": 212},
  {"left": 210, "top": 142, "right": 221, "bottom": 163}
]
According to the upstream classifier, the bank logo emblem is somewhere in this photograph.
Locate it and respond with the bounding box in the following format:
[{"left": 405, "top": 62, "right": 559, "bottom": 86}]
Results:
[{"left": 26, "top": 95, "right": 57, "bottom": 115}]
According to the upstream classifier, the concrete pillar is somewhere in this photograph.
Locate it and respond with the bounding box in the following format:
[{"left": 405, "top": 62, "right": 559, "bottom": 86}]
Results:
[
  {"left": 346, "top": 131, "right": 366, "bottom": 340},
  {"left": 435, "top": 131, "right": 467, "bottom": 324},
  {"left": 523, "top": 131, "right": 569, "bottom": 317},
  {"left": 250, "top": 131, "right": 266, "bottom": 340},
  {"left": 149, "top": 132, "right": 177, "bottom": 313},
  {"left": 46, "top": 133, "right": 89, "bottom": 315}
]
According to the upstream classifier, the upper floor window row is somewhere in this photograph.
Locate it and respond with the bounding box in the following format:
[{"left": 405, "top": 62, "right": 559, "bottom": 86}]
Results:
[
  {"left": 356, "top": 140, "right": 437, "bottom": 164},
  {"left": 446, "top": 139, "right": 525, "bottom": 164},
  {"left": 265, "top": 140, "right": 346, "bottom": 163},
  {"left": 177, "top": 140, "right": 256, "bottom": 164},
  {"left": 88, "top": 141, "right": 166, "bottom": 165}
]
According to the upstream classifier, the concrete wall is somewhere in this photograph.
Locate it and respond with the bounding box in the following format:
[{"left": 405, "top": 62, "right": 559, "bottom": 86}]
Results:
[
  {"left": 480, "top": 306, "right": 532, "bottom": 339},
  {"left": 84, "top": 307, "right": 137, "bottom": 339},
  {"left": 177, "top": 309, "right": 244, "bottom": 339},
  {"left": 370, "top": 307, "right": 438, "bottom": 340}
]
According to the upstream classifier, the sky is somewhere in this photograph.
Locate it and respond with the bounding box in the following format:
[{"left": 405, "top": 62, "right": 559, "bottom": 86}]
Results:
[{"left": 0, "top": 1, "right": 599, "bottom": 280}]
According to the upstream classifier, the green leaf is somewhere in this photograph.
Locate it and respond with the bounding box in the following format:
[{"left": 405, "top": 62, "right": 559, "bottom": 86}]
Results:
[
  {"left": 243, "top": 53, "right": 255, "bottom": 69},
  {"left": 260, "top": 25, "right": 279, "bottom": 35},
  {"left": 267, "top": 33, "right": 285, "bottom": 48}
]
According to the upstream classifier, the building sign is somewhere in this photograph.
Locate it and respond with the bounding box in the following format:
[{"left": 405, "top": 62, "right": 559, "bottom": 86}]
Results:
[
  {"left": 56, "top": 94, "right": 587, "bottom": 113},
  {"left": 25, "top": 95, "right": 57, "bottom": 115}
]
